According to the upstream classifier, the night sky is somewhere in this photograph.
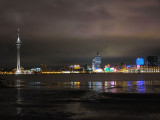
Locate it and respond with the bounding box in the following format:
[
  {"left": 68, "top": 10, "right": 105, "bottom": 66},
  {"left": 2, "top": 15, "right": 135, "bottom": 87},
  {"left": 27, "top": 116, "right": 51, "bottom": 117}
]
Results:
[{"left": 1, "top": 0, "right": 160, "bottom": 68}]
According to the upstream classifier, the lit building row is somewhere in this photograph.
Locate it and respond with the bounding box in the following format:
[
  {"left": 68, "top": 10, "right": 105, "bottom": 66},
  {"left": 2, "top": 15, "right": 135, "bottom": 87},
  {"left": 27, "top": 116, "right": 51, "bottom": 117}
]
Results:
[
  {"left": 124, "top": 56, "right": 159, "bottom": 73},
  {"left": 90, "top": 55, "right": 160, "bottom": 73}
]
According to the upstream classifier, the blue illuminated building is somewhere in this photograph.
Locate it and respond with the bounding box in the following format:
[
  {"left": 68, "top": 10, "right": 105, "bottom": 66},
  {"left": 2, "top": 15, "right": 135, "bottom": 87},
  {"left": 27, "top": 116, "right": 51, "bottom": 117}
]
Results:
[
  {"left": 127, "top": 65, "right": 131, "bottom": 68},
  {"left": 136, "top": 58, "right": 144, "bottom": 65},
  {"left": 92, "top": 52, "right": 101, "bottom": 71}
]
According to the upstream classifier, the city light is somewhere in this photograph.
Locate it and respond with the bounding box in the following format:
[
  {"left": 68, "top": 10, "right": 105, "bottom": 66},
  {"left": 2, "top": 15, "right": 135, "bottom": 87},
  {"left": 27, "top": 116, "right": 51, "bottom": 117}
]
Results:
[{"left": 136, "top": 58, "right": 144, "bottom": 65}]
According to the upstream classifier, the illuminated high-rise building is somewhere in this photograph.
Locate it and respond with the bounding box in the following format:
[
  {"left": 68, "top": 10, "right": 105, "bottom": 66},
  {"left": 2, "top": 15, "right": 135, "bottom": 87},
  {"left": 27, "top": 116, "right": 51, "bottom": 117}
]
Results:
[
  {"left": 146, "top": 56, "right": 158, "bottom": 66},
  {"left": 92, "top": 52, "right": 101, "bottom": 71},
  {"left": 16, "top": 29, "right": 22, "bottom": 74},
  {"left": 136, "top": 58, "right": 144, "bottom": 70}
]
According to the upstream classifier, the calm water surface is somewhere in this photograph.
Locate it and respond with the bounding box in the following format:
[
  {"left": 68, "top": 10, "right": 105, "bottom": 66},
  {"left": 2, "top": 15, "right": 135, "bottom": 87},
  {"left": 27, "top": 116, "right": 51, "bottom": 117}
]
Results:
[
  {"left": 1, "top": 74, "right": 160, "bottom": 93},
  {"left": 3, "top": 80, "right": 160, "bottom": 93},
  {"left": 1, "top": 74, "right": 160, "bottom": 120}
]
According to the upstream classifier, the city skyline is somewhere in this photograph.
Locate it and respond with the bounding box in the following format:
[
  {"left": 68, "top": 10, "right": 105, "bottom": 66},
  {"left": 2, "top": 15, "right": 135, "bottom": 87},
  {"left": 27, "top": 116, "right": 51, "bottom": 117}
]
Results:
[{"left": 1, "top": 0, "right": 160, "bottom": 67}]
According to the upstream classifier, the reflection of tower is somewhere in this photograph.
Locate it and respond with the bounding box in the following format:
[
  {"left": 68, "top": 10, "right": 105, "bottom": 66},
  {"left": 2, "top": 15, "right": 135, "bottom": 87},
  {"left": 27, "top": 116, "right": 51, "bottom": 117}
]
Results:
[
  {"left": 16, "top": 29, "right": 22, "bottom": 74},
  {"left": 16, "top": 79, "right": 22, "bottom": 115}
]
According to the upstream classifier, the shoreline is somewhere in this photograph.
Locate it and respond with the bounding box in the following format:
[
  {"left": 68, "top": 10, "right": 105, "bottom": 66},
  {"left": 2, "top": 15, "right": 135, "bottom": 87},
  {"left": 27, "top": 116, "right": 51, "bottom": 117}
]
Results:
[{"left": 1, "top": 71, "right": 160, "bottom": 75}]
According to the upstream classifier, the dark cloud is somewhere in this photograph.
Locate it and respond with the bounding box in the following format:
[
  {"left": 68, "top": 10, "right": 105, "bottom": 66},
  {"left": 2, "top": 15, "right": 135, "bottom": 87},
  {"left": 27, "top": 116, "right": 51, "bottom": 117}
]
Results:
[{"left": 0, "top": 0, "right": 160, "bottom": 68}]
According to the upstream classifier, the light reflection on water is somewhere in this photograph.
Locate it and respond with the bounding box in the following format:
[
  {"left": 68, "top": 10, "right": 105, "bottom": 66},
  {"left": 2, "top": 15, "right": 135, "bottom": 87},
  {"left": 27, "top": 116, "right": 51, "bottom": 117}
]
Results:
[
  {"left": 2, "top": 79, "right": 160, "bottom": 93},
  {"left": 2, "top": 75, "right": 160, "bottom": 120},
  {"left": 16, "top": 80, "right": 23, "bottom": 116},
  {"left": 137, "top": 81, "right": 145, "bottom": 93}
]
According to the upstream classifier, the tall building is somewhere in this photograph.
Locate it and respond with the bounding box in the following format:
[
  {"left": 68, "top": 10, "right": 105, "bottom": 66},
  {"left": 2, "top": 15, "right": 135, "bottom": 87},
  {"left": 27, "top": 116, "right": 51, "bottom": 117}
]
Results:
[
  {"left": 92, "top": 59, "right": 95, "bottom": 71},
  {"left": 136, "top": 58, "right": 144, "bottom": 70},
  {"left": 16, "top": 29, "right": 22, "bottom": 74},
  {"left": 146, "top": 56, "right": 158, "bottom": 66},
  {"left": 92, "top": 52, "right": 101, "bottom": 71}
]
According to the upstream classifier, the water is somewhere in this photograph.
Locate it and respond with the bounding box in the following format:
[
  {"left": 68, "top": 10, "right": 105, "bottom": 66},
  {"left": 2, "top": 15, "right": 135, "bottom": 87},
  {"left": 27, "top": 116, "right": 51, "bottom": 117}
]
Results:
[
  {"left": 1, "top": 74, "right": 160, "bottom": 120},
  {"left": 6, "top": 80, "right": 160, "bottom": 93},
  {"left": 1, "top": 74, "right": 160, "bottom": 93}
]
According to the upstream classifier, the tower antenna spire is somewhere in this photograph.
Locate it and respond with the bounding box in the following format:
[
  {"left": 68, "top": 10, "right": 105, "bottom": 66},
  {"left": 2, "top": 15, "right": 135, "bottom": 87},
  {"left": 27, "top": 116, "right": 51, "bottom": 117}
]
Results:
[
  {"left": 17, "top": 28, "right": 20, "bottom": 42},
  {"left": 18, "top": 28, "right": 19, "bottom": 34}
]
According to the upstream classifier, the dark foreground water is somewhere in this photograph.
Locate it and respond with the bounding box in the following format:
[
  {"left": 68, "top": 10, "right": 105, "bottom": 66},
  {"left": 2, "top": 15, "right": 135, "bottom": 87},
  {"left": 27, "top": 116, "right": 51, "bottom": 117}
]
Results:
[{"left": 1, "top": 74, "right": 160, "bottom": 120}]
